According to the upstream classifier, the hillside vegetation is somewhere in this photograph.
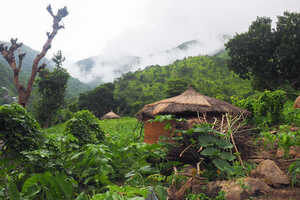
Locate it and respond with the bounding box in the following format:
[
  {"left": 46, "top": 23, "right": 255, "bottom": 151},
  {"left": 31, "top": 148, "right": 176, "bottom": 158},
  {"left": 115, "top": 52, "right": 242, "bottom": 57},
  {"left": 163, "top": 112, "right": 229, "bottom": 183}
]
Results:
[
  {"left": 79, "top": 52, "right": 253, "bottom": 117},
  {"left": 0, "top": 44, "right": 91, "bottom": 105}
]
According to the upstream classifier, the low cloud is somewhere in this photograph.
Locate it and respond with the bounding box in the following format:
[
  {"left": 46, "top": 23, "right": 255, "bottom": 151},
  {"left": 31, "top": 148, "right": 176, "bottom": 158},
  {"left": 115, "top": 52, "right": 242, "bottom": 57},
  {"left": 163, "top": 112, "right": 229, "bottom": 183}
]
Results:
[
  {"left": 65, "top": 0, "right": 300, "bottom": 84},
  {"left": 67, "top": 35, "right": 227, "bottom": 84}
]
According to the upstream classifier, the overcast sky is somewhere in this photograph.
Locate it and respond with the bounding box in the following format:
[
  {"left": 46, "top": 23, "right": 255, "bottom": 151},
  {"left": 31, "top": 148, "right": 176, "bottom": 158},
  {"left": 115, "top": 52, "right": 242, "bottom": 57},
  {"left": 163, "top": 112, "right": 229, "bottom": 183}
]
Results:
[{"left": 1, "top": 0, "right": 300, "bottom": 62}]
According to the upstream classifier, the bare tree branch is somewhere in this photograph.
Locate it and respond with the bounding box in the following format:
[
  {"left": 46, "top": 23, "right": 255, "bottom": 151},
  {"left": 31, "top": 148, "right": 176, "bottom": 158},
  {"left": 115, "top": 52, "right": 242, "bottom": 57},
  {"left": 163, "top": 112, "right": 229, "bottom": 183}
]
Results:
[{"left": 0, "top": 4, "right": 68, "bottom": 107}]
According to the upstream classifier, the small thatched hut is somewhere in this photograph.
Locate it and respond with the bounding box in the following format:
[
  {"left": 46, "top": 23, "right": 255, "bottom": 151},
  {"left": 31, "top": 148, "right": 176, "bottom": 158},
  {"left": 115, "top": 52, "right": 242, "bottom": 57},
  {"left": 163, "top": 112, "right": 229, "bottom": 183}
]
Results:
[
  {"left": 136, "top": 87, "right": 249, "bottom": 144},
  {"left": 294, "top": 96, "right": 300, "bottom": 109},
  {"left": 101, "top": 111, "right": 120, "bottom": 120}
]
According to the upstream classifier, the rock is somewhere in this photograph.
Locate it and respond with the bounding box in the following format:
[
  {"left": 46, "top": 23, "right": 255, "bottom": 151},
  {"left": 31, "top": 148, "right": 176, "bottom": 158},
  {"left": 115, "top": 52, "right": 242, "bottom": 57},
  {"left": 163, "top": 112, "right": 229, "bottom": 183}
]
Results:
[
  {"left": 206, "top": 177, "right": 271, "bottom": 200},
  {"left": 251, "top": 159, "right": 290, "bottom": 187}
]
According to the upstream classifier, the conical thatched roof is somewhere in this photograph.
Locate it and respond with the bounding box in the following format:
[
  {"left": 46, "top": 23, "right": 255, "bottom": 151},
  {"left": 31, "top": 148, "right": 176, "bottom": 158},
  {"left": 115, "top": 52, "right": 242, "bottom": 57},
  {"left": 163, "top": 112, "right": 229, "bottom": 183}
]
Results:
[
  {"left": 136, "top": 87, "right": 249, "bottom": 121},
  {"left": 101, "top": 111, "right": 120, "bottom": 120},
  {"left": 294, "top": 96, "right": 300, "bottom": 109}
]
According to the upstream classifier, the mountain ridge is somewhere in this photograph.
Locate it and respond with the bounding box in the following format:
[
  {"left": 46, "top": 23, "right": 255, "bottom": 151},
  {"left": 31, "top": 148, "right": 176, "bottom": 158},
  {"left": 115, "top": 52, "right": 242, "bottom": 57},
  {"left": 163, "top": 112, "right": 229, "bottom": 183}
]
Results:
[
  {"left": 0, "top": 41, "right": 91, "bottom": 102},
  {"left": 70, "top": 39, "right": 222, "bottom": 86}
]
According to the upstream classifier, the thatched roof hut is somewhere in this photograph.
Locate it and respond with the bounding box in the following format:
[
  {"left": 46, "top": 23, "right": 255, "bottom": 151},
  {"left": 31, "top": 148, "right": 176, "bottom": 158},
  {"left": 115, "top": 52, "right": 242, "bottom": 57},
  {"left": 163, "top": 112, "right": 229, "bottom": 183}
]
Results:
[
  {"left": 101, "top": 111, "right": 120, "bottom": 120},
  {"left": 136, "top": 87, "right": 249, "bottom": 144},
  {"left": 294, "top": 96, "right": 300, "bottom": 109},
  {"left": 136, "top": 87, "right": 248, "bottom": 121}
]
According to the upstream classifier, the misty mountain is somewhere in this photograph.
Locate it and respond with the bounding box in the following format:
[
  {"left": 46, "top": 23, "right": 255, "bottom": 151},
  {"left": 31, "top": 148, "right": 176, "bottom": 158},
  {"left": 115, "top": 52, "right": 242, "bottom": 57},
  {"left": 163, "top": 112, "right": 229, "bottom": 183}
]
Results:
[
  {"left": 0, "top": 42, "right": 52, "bottom": 75},
  {"left": 70, "top": 39, "right": 222, "bottom": 86},
  {"left": 75, "top": 55, "right": 140, "bottom": 87},
  {"left": 0, "top": 41, "right": 91, "bottom": 100}
]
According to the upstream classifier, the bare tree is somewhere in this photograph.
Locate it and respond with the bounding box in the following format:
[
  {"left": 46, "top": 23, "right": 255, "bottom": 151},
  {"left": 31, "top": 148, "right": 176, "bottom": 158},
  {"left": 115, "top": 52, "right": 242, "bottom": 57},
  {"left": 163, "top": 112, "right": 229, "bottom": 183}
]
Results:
[{"left": 0, "top": 5, "right": 68, "bottom": 107}]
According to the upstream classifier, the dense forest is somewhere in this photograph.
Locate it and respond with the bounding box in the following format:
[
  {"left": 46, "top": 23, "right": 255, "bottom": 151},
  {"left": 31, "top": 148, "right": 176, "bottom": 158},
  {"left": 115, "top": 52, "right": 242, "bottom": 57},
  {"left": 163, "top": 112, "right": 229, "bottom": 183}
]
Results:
[{"left": 78, "top": 51, "right": 253, "bottom": 117}]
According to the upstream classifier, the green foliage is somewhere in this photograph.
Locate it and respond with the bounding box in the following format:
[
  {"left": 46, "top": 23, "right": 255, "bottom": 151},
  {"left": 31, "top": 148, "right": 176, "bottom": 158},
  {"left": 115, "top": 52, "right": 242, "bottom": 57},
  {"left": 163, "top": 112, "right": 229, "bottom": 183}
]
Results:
[
  {"left": 226, "top": 12, "right": 300, "bottom": 90},
  {"left": 21, "top": 132, "right": 78, "bottom": 173},
  {"left": 0, "top": 62, "right": 16, "bottom": 99},
  {"left": 66, "top": 144, "right": 114, "bottom": 189},
  {"left": 53, "top": 108, "right": 73, "bottom": 124},
  {"left": 0, "top": 86, "right": 15, "bottom": 105},
  {"left": 0, "top": 103, "right": 41, "bottom": 156},
  {"left": 3, "top": 172, "right": 75, "bottom": 200},
  {"left": 78, "top": 83, "right": 117, "bottom": 118},
  {"left": 51, "top": 50, "right": 65, "bottom": 68},
  {"left": 288, "top": 159, "right": 300, "bottom": 187},
  {"left": 261, "top": 125, "right": 300, "bottom": 158},
  {"left": 35, "top": 52, "right": 70, "bottom": 128},
  {"left": 277, "top": 127, "right": 300, "bottom": 158},
  {"left": 65, "top": 77, "right": 92, "bottom": 99},
  {"left": 170, "top": 124, "right": 237, "bottom": 178},
  {"left": 80, "top": 55, "right": 252, "bottom": 116},
  {"left": 165, "top": 79, "right": 190, "bottom": 97},
  {"left": 187, "top": 191, "right": 226, "bottom": 200},
  {"left": 282, "top": 101, "right": 300, "bottom": 126},
  {"left": 91, "top": 185, "right": 149, "bottom": 200},
  {"left": 232, "top": 90, "right": 287, "bottom": 126},
  {"left": 65, "top": 110, "right": 104, "bottom": 145},
  {"left": 21, "top": 172, "right": 75, "bottom": 200}
]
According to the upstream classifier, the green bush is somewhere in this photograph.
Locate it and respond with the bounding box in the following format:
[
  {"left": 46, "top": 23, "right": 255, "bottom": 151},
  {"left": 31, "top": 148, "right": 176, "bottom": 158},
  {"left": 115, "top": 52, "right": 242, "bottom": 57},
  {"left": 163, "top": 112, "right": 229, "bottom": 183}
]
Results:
[
  {"left": 53, "top": 108, "right": 73, "bottom": 125},
  {"left": 232, "top": 90, "right": 287, "bottom": 126},
  {"left": 282, "top": 101, "right": 300, "bottom": 126},
  {"left": 288, "top": 159, "right": 300, "bottom": 187},
  {"left": 0, "top": 103, "right": 41, "bottom": 156},
  {"left": 64, "top": 110, "right": 104, "bottom": 145}
]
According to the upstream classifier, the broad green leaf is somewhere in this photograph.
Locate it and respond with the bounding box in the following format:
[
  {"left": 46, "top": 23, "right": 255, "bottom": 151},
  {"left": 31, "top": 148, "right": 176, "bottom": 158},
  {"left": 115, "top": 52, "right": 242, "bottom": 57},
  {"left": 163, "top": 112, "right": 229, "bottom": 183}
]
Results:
[
  {"left": 55, "top": 173, "right": 73, "bottom": 199},
  {"left": 22, "top": 174, "right": 40, "bottom": 194},
  {"left": 212, "top": 159, "right": 234, "bottom": 174},
  {"left": 200, "top": 147, "right": 220, "bottom": 156},
  {"left": 197, "top": 134, "right": 217, "bottom": 147},
  {"left": 218, "top": 152, "right": 236, "bottom": 161},
  {"left": 215, "top": 139, "right": 233, "bottom": 149}
]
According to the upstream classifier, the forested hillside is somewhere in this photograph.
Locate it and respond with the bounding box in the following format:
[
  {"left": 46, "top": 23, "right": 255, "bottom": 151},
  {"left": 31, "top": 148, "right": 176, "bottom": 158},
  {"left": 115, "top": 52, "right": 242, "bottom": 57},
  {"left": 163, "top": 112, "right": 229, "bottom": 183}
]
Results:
[
  {"left": 79, "top": 52, "right": 253, "bottom": 117},
  {"left": 0, "top": 42, "right": 91, "bottom": 104},
  {"left": 0, "top": 62, "right": 15, "bottom": 95}
]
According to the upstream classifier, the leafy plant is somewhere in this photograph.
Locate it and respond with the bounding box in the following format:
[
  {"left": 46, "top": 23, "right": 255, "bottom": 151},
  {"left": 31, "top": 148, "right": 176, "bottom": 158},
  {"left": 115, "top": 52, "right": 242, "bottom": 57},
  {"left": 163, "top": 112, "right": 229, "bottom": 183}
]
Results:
[
  {"left": 261, "top": 125, "right": 300, "bottom": 158},
  {"left": 21, "top": 172, "right": 75, "bottom": 200},
  {"left": 277, "top": 125, "right": 300, "bottom": 158},
  {"left": 65, "top": 144, "right": 114, "bottom": 191},
  {"left": 21, "top": 132, "right": 78, "bottom": 173},
  {"left": 64, "top": 110, "right": 104, "bottom": 145},
  {"left": 282, "top": 101, "right": 300, "bottom": 126},
  {"left": 288, "top": 159, "right": 300, "bottom": 187},
  {"left": 261, "top": 131, "right": 277, "bottom": 149},
  {"left": 0, "top": 103, "right": 42, "bottom": 156},
  {"left": 181, "top": 124, "right": 236, "bottom": 176},
  {"left": 4, "top": 172, "right": 76, "bottom": 200},
  {"left": 91, "top": 185, "right": 149, "bottom": 200},
  {"left": 187, "top": 191, "right": 226, "bottom": 200},
  {"left": 232, "top": 90, "right": 287, "bottom": 126}
]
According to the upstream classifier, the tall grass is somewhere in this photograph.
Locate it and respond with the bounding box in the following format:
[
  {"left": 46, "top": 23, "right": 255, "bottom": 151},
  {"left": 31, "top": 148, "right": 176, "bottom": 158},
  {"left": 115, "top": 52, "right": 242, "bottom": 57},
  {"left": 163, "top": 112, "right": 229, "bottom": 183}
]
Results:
[{"left": 99, "top": 117, "right": 144, "bottom": 144}]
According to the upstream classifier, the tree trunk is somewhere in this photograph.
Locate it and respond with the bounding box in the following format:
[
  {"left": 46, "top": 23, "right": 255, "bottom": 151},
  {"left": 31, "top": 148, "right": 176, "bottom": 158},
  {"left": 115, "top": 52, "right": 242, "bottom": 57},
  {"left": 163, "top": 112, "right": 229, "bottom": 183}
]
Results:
[{"left": 0, "top": 5, "right": 68, "bottom": 107}]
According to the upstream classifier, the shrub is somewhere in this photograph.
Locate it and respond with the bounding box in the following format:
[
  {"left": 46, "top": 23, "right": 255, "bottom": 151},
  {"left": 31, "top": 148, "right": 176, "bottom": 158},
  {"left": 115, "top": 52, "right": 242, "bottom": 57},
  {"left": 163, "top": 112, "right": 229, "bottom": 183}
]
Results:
[
  {"left": 282, "top": 101, "right": 300, "bottom": 126},
  {"left": 232, "top": 90, "right": 287, "bottom": 126},
  {"left": 64, "top": 110, "right": 104, "bottom": 145},
  {"left": 288, "top": 159, "right": 300, "bottom": 187},
  {"left": 0, "top": 103, "right": 41, "bottom": 156},
  {"left": 53, "top": 108, "right": 73, "bottom": 125}
]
